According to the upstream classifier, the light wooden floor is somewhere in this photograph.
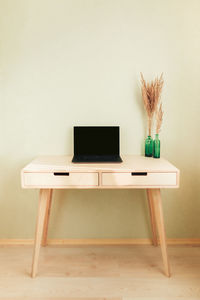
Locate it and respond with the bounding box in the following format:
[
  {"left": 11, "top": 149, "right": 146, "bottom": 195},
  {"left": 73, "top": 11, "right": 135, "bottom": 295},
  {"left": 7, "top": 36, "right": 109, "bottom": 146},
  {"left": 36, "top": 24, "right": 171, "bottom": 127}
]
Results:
[{"left": 0, "top": 245, "right": 200, "bottom": 299}]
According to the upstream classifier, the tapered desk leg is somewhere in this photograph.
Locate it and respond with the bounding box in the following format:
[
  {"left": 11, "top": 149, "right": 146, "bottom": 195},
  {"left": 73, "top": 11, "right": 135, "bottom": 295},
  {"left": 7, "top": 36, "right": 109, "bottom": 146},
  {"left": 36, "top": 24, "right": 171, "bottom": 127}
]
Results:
[
  {"left": 42, "top": 189, "right": 53, "bottom": 247},
  {"left": 147, "top": 189, "right": 158, "bottom": 246},
  {"left": 31, "top": 189, "right": 49, "bottom": 278},
  {"left": 151, "top": 189, "right": 171, "bottom": 277}
]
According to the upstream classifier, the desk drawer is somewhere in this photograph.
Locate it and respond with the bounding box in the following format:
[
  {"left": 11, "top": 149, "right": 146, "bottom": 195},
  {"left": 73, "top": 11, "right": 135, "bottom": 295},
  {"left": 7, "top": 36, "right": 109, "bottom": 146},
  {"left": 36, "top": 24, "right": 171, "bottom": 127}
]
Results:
[
  {"left": 102, "top": 172, "right": 177, "bottom": 187},
  {"left": 23, "top": 172, "right": 98, "bottom": 187}
]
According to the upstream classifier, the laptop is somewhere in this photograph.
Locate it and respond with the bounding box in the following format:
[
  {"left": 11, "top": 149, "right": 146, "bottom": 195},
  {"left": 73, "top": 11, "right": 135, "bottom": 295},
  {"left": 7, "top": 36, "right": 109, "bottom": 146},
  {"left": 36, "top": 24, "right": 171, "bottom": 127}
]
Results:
[{"left": 72, "top": 126, "right": 123, "bottom": 163}]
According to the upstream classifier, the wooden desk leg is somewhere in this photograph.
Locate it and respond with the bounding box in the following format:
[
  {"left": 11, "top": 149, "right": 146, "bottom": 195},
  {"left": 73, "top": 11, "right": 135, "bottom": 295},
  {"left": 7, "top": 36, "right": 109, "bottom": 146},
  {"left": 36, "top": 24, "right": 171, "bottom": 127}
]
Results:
[
  {"left": 151, "top": 189, "right": 171, "bottom": 277},
  {"left": 42, "top": 189, "right": 53, "bottom": 247},
  {"left": 31, "top": 189, "right": 49, "bottom": 278},
  {"left": 147, "top": 189, "right": 158, "bottom": 246}
]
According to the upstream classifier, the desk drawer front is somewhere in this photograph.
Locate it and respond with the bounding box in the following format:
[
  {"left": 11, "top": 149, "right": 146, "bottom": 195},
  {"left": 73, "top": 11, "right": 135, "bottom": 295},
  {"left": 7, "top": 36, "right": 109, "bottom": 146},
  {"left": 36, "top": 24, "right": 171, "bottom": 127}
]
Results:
[
  {"left": 23, "top": 172, "right": 98, "bottom": 187},
  {"left": 102, "top": 172, "right": 177, "bottom": 187}
]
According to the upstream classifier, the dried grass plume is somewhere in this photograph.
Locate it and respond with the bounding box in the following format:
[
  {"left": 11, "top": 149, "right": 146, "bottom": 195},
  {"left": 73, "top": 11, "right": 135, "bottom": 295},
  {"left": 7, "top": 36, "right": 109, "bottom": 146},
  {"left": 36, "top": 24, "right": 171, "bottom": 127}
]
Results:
[
  {"left": 156, "top": 103, "right": 163, "bottom": 134},
  {"left": 140, "top": 73, "right": 164, "bottom": 136}
]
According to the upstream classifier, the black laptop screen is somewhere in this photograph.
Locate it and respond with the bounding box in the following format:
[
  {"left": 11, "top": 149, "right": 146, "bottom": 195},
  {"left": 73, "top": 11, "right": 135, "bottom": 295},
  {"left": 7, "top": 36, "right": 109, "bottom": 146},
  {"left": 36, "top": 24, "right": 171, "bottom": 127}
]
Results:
[{"left": 74, "top": 126, "right": 120, "bottom": 156}]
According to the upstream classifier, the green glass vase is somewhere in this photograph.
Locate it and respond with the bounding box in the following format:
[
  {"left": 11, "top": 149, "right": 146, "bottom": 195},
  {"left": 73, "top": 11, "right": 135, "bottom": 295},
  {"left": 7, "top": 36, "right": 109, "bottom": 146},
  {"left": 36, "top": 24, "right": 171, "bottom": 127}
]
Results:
[
  {"left": 153, "top": 134, "right": 160, "bottom": 158},
  {"left": 145, "top": 136, "right": 153, "bottom": 157}
]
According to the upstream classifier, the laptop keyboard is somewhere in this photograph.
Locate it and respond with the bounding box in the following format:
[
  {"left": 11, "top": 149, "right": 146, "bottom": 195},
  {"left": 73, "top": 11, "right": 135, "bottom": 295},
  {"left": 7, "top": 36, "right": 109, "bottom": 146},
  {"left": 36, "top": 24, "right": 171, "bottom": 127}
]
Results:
[{"left": 72, "top": 155, "right": 122, "bottom": 163}]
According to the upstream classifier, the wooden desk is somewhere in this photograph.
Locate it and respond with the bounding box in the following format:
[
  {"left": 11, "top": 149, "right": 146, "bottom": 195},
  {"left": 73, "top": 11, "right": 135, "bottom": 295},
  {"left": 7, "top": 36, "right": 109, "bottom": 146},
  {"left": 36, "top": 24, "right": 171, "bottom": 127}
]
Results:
[{"left": 21, "top": 155, "right": 179, "bottom": 278}]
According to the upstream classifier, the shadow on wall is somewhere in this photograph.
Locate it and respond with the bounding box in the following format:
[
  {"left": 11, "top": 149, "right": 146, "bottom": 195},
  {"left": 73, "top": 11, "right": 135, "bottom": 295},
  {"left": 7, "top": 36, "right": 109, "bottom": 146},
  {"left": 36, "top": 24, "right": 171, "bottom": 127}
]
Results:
[
  {"left": 133, "top": 77, "right": 146, "bottom": 155},
  {"left": 48, "top": 188, "right": 151, "bottom": 239}
]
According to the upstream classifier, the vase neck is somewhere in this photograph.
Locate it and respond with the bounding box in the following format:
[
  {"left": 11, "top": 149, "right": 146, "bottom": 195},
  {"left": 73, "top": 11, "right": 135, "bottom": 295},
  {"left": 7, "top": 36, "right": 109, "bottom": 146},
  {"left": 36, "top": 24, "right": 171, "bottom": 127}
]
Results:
[{"left": 155, "top": 133, "right": 159, "bottom": 139}]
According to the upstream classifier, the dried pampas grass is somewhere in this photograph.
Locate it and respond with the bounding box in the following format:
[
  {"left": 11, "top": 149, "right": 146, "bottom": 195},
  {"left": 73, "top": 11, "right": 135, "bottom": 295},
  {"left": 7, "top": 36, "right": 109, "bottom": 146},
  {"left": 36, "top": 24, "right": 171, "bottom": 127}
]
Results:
[
  {"left": 156, "top": 103, "right": 163, "bottom": 134},
  {"left": 140, "top": 73, "right": 164, "bottom": 136}
]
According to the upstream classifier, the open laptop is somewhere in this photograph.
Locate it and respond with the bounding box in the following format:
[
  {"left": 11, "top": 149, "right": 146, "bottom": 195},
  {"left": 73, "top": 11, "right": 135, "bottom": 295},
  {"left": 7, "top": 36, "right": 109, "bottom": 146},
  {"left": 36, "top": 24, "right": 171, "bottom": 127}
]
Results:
[{"left": 72, "top": 126, "right": 123, "bottom": 163}]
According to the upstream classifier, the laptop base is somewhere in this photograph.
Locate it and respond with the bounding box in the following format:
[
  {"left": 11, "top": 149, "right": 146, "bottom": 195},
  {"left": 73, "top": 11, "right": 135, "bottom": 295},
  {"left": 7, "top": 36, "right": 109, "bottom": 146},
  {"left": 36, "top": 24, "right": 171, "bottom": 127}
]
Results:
[{"left": 72, "top": 155, "right": 123, "bottom": 163}]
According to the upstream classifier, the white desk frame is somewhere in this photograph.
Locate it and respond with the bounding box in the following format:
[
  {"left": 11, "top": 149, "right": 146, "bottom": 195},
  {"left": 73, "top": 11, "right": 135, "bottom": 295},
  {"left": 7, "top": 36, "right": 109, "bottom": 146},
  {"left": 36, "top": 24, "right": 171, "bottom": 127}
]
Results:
[{"left": 21, "top": 155, "right": 179, "bottom": 278}]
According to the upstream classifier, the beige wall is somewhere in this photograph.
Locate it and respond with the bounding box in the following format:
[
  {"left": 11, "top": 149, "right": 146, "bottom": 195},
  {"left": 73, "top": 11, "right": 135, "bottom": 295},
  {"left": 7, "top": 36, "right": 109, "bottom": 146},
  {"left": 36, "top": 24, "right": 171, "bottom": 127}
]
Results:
[{"left": 0, "top": 0, "right": 200, "bottom": 239}]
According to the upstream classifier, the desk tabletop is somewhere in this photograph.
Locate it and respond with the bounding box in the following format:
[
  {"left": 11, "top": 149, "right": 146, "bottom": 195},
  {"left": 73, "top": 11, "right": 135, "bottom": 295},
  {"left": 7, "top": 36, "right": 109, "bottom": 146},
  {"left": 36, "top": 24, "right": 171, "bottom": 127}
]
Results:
[{"left": 22, "top": 155, "right": 179, "bottom": 173}]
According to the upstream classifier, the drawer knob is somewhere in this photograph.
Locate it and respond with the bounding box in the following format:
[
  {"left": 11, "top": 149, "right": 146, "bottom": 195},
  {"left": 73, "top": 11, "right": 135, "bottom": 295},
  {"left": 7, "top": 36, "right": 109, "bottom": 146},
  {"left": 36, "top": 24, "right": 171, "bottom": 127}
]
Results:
[
  {"left": 53, "top": 172, "right": 70, "bottom": 176},
  {"left": 131, "top": 172, "right": 147, "bottom": 176}
]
